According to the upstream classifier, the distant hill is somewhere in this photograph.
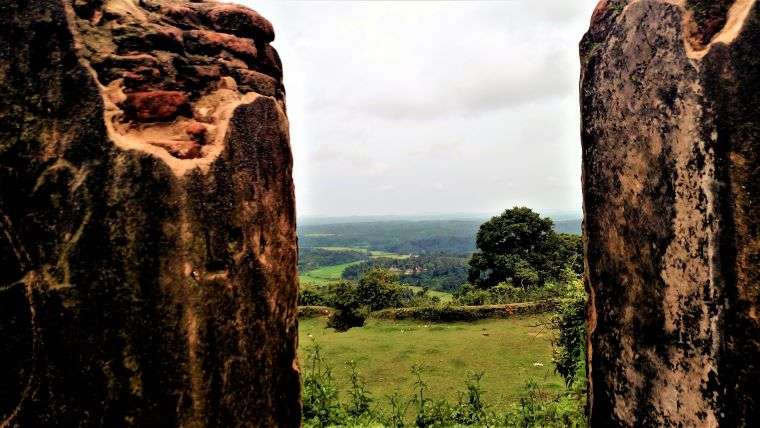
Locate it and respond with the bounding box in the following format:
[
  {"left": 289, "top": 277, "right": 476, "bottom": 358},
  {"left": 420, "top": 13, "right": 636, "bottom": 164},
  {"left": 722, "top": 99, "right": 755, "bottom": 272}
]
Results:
[
  {"left": 554, "top": 219, "right": 582, "bottom": 235},
  {"left": 298, "top": 217, "right": 582, "bottom": 255}
]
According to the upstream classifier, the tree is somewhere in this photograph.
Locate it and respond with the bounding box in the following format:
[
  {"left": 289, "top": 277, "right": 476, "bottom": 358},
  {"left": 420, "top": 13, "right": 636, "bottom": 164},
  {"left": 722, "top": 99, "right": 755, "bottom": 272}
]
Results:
[
  {"left": 468, "top": 207, "right": 574, "bottom": 288},
  {"left": 327, "top": 281, "right": 368, "bottom": 331},
  {"left": 355, "top": 268, "right": 409, "bottom": 311}
]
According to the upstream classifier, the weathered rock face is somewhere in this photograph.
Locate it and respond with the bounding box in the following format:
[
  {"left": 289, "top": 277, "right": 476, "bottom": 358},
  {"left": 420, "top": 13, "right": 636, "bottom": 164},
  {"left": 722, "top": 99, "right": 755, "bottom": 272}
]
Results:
[
  {"left": 0, "top": 1, "right": 299, "bottom": 426},
  {"left": 581, "top": 0, "right": 759, "bottom": 426}
]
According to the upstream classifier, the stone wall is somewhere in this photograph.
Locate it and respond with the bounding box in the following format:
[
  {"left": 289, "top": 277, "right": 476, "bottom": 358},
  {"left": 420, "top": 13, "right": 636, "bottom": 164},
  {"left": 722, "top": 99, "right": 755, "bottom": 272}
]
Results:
[
  {"left": 581, "top": 0, "right": 759, "bottom": 426},
  {"left": 0, "top": 1, "right": 300, "bottom": 426}
]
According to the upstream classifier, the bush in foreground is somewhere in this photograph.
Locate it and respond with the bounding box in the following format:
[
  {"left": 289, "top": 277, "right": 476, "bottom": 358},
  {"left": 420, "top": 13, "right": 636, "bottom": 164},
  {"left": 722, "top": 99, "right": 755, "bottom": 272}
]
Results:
[{"left": 326, "top": 281, "right": 369, "bottom": 331}]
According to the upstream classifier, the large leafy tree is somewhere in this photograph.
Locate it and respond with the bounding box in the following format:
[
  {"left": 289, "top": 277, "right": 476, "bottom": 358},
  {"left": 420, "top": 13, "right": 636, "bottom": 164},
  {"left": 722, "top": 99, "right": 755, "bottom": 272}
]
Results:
[
  {"left": 468, "top": 207, "right": 577, "bottom": 288},
  {"left": 355, "top": 268, "right": 408, "bottom": 311}
]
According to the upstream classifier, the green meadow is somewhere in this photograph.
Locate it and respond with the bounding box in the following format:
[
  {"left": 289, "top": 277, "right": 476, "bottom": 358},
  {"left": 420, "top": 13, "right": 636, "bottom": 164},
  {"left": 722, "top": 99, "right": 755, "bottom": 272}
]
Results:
[
  {"left": 298, "top": 315, "right": 563, "bottom": 412},
  {"left": 299, "top": 261, "right": 363, "bottom": 285}
]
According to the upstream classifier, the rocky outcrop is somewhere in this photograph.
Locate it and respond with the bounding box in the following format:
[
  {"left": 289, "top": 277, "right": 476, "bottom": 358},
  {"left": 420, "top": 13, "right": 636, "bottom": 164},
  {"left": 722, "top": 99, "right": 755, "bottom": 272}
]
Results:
[
  {"left": 0, "top": 1, "right": 299, "bottom": 426},
  {"left": 581, "top": 0, "right": 759, "bottom": 426}
]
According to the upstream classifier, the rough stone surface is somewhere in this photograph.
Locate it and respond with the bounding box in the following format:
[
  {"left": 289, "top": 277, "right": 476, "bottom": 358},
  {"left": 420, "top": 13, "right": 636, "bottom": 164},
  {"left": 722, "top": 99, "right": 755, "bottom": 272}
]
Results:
[
  {"left": 581, "top": 0, "right": 759, "bottom": 426},
  {"left": 0, "top": 0, "right": 300, "bottom": 426}
]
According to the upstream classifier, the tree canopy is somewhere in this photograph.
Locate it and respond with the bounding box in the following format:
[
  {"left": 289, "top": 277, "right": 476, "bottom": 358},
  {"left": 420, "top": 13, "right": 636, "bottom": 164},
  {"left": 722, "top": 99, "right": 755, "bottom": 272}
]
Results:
[{"left": 468, "top": 207, "right": 581, "bottom": 289}]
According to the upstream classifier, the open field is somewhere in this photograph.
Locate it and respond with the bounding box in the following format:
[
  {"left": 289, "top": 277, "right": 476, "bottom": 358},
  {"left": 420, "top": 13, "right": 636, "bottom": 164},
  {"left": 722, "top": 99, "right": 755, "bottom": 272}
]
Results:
[
  {"left": 298, "top": 315, "right": 562, "bottom": 412},
  {"left": 300, "top": 261, "right": 362, "bottom": 285}
]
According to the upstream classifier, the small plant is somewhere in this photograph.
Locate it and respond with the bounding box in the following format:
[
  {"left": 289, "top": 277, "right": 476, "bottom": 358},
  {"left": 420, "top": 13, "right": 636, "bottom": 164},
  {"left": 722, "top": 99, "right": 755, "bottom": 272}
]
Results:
[
  {"left": 451, "top": 371, "right": 487, "bottom": 425},
  {"left": 385, "top": 391, "right": 410, "bottom": 428},
  {"left": 345, "top": 359, "right": 373, "bottom": 417},
  {"left": 302, "top": 340, "right": 345, "bottom": 426},
  {"left": 551, "top": 279, "right": 587, "bottom": 386}
]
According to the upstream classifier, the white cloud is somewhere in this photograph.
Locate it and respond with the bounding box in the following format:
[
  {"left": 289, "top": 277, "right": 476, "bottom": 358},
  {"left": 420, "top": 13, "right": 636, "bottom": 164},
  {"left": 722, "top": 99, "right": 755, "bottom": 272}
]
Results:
[{"left": 243, "top": 0, "right": 598, "bottom": 217}]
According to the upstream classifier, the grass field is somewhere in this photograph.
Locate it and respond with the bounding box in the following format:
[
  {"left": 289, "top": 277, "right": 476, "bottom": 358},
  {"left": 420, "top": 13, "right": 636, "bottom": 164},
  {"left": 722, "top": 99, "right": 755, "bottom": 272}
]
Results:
[
  {"left": 300, "top": 261, "right": 363, "bottom": 285},
  {"left": 298, "top": 315, "right": 562, "bottom": 412}
]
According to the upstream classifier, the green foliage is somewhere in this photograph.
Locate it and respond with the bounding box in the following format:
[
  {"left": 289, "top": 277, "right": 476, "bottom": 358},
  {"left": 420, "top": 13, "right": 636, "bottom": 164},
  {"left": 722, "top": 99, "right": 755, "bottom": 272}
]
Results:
[
  {"left": 500, "top": 380, "right": 587, "bottom": 427},
  {"left": 343, "top": 254, "right": 469, "bottom": 292},
  {"left": 552, "top": 280, "right": 587, "bottom": 386},
  {"left": 326, "top": 281, "right": 368, "bottom": 332},
  {"left": 304, "top": 269, "right": 443, "bottom": 329},
  {"left": 302, "top": 340, "right": 346, "bottom": 426},
  {"left": 301, "top": 337, "right": 586, "bottom": 427},
  {"left": 373, "top": 301, "right": 558, "bottom": 322},
  {"left": 299, "top": 247, "right": 369, "bottom": 272},
  {"left": 356, "top": 268, "right": 410, "bottom": 311},
  {"left": 299, "top": 220, "right": 482, "bottom": 255},
  {"left": 346, "top": 360, "right": 373, "bottom": 417},
  {"left": 385, "top": 392, "right": 410, "bottom": 427},
  {"left": 468, "top": 207, "right": 583, "bottom": 289},
  {"left": 298, "top": 306, "right": 334, "bottom": 319},
  {"left": 454, "top": 281, "right": 572, "bottom": 306},
  {"left": 450, "top": 371, "right": 488, "bottom": 425},
  {"left": 299, "top": 219, "right": 581, "bottom": 256},
  {"left": 299, "top": 284, "right": 331, "bottom": 306}
]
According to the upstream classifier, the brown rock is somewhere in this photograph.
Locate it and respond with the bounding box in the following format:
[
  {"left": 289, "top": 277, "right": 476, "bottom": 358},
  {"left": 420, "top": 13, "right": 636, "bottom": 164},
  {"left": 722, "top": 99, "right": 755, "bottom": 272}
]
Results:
[
  {"left": 204, "top": 5, "right": 275, "bottom": 43},
  {"left": 581, "top": 1, "right": 760, "bottom": 426},
  {"left": 0, "top": 1, "right": 300, "bottom": 427},
  {"left": 184, "top": 29, "right": 257, "bottom": 61},
  {"left": 122, "top": 90, "right": 190, "bottom": 121},
  {"left": 231, "top": 68, "right": 279, "bottom": 97},
  {"left": 184, "top": 122, "right": 207, "bottom": 144},
  {"left": 147, "top": 139, "right": 202, "bottom": 159},
  {"left": 114, "top": 24, "right": 184, "bottom": 53},
  {"left": 122, "top": 66, "right": 162, "bottom": 90},
  {"left": 161, "top": 4, "right": 203, "bottom": 28}
]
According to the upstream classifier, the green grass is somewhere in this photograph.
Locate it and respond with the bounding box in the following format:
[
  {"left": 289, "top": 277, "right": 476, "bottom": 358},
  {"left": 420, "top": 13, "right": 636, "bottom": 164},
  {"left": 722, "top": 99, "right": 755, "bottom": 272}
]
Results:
[
  {"left": 403, "top": 285, "right": 453, "bottom": 303},
  {"left": 299, "top": 315, "right": 562, "bottom": 411},
  {"left": 300, "top": 261, "right": 363, "bottom": 285}
]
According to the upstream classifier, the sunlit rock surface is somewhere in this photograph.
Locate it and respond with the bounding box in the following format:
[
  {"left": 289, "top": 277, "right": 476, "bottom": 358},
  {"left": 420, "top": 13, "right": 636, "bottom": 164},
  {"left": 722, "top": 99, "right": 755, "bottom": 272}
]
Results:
[
  {"left": 581, "top": 0, "right": 759, "bottom": 426},
  {"left": 0, "top": 0, "right": 299, "bottom": 426}
]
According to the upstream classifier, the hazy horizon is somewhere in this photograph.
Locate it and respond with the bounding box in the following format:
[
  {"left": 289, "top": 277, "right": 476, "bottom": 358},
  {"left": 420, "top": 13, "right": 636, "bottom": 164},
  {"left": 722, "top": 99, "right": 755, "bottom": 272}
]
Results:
[{"left": 245, "top": 1, "right": 599, "bottom": 217}]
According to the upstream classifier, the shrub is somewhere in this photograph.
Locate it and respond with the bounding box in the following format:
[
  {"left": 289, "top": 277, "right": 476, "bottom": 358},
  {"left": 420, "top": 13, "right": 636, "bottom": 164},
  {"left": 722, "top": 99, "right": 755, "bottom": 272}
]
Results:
[
  {"left": 299, "top": 284, "right": 331, "bottom": 306},
  {"left": 356, "top": 268, "right": 411, "bottom": 311},
  {"left": 552, "top": 279, "right": 587, "bottom": 386},
  {"left": 326, "top": 281, "right": 368, "bottom": 331},
  {"left": 298, "top": 306, "right": 334, "bottom": 319},
  {"left": 500, "top": 380, "right": 586, "bottom": 427},
  {"left": 302, "top": 340, "right": 346, "bottom": 426},
  {"left": 373, "top": 301, "right": 558, "bottom": 322},
  {"left": 454, "top": 280, "right": 574, "bottom": 306},
  {"left": 450, "top": 371, "right": 488, "bottom": 425},
  {"left": 345, "top": 360, "right": 373, "bottom": 417}
]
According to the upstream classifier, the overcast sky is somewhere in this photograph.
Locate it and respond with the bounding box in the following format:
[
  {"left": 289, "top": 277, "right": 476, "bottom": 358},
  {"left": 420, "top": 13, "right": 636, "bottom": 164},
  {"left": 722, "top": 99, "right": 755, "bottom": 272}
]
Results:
[{"left": 242, "top": 1, "right": 599, "bottom": 218}]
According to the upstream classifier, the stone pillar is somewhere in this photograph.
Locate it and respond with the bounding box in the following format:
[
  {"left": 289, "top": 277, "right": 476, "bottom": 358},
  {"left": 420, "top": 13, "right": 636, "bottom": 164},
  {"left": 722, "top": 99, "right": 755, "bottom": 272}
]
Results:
[
  {"left": 0, "top": 1, "right": 300, "bottom": 426},
  {"left": 580, "top": 0, "right": 760, "bottom": 426}
]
